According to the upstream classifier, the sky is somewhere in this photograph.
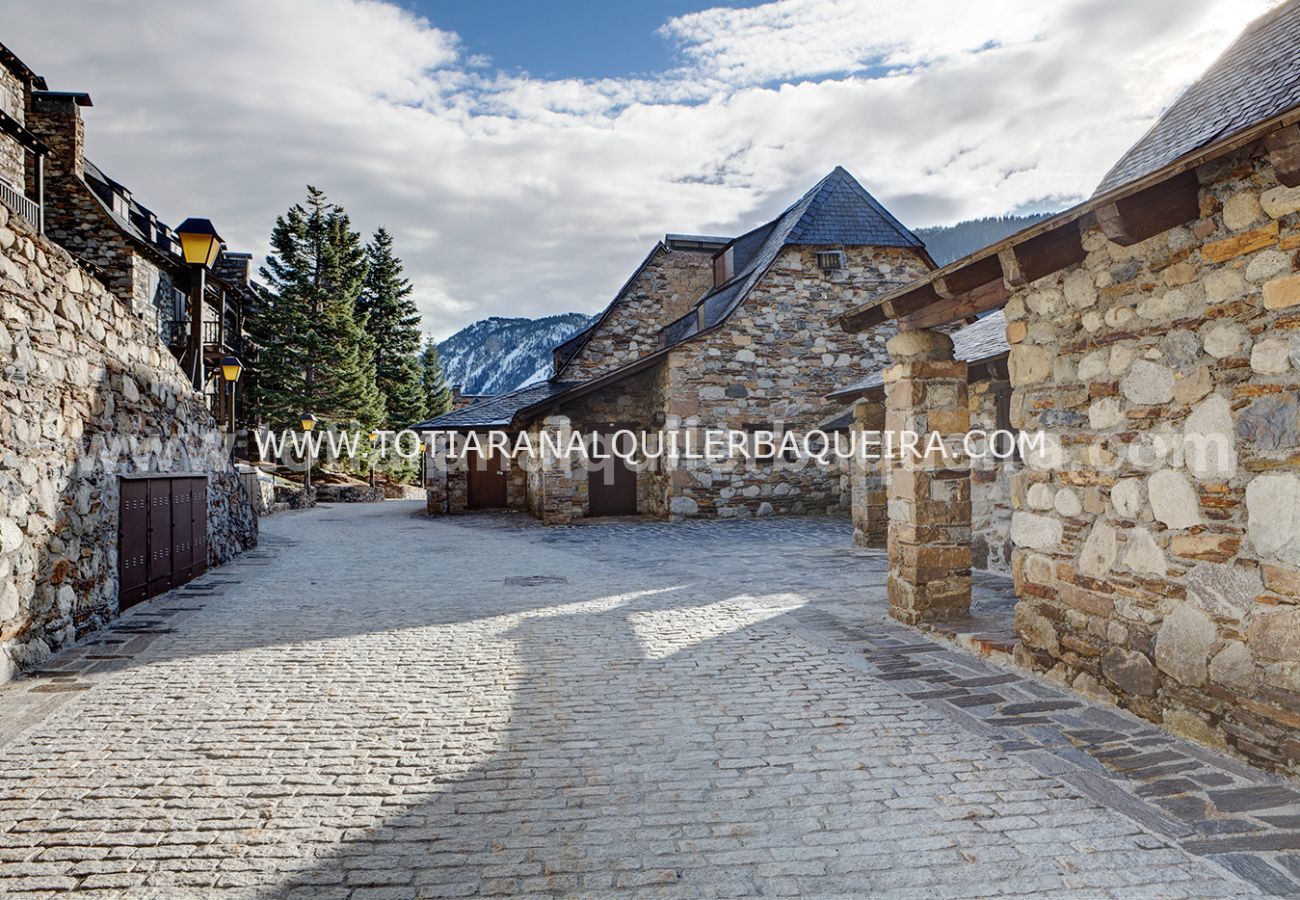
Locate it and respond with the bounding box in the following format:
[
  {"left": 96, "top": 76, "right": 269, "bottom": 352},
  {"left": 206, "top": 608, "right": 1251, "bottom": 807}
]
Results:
[{"left": 3, "top": 0, "right": 1280, "bottom": 339}]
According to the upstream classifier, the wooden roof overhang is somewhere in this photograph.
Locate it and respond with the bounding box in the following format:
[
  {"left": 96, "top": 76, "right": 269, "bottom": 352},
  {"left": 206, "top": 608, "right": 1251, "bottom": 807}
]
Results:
[
  {"left": 833, "top": 106, "right": 1300, "bottom": 334},
  {"left": 0, "top": 108, "right": 50, "bottom": 157}
]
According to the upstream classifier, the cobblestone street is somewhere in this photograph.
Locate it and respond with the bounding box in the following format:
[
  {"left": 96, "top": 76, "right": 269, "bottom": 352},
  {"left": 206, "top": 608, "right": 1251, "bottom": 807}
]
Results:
[{"left": 2, "top": 501, "right": 1299, "bottom": 897}]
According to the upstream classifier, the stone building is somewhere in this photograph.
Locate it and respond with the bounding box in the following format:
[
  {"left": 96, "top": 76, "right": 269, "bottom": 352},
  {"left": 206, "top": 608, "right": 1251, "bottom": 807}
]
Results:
[
  {"left": 418, "top": 168, "right": 935, "bottom": 523},
  {"left": 0, "top": 40, "right": 258, "bottom": 683},
  {"left": 824, "top": 310, "right": 1016, "bottom": 573},
  {"left": 0, "top": 41, "right": 49, "bottom": 234},
  {"left": 26, "top": 81, "right": 257, "bottom": 426},
  {"left": 833, "top": 2, "right": 1300, "bottom": 774}
]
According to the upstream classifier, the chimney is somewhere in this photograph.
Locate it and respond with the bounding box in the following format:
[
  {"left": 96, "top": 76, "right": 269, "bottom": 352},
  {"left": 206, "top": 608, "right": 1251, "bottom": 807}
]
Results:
[{"left": 28, "top": 90, "right": 92, "bottom": 181}]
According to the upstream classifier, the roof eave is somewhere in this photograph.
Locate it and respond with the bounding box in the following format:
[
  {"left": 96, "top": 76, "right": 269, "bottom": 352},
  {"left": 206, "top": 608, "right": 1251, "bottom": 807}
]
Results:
[{"left": 834, "top": 105, "right": 1300, "bottom": 334}]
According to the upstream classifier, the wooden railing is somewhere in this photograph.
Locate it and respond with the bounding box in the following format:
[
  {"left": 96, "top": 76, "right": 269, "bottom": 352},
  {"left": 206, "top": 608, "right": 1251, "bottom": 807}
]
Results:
[{"left": 0, "top": 177, "right": 39, "bottom": 230}]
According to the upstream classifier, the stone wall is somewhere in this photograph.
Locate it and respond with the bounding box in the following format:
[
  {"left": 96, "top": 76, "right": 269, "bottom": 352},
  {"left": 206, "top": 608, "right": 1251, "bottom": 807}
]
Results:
[
  {"left": 425, "top": 431, "right": 527, "bottom": 516},
  {"left": 550, "top": 363, "right": 667, "bottom": 518},
  {"left": 1008, "top": 142, "right": 1300, "bottom": 773},
  {"left": 562, "top": 245, "right": 715, "bottom": 380},
  {"left": 662, "top": 244, "right": 932, "bottom": 518},
  {"left": 970, "top": 378, "right": 1015, "bottom": 575},
  {"left": 0, "top": 200, "right": 256, "bottom": 684},
  {"left": 0, "top": 66, "right": 25, "bottom": 190}
]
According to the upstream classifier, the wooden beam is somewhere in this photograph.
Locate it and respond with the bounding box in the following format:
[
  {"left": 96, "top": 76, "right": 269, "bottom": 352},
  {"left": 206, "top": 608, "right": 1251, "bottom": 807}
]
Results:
[
  {"left": 1265, "top": 124, "right": 1300, "bottom": 188},
  {"left": 1014, "top": 225, "right": 1085, "bottom": 283},
  {"left": 1096, "top": 169, "right": 1201, "bottom": 246},
  {"left": 899, "top": 278, "right": 1009, "bottom": 332},
  {"left": 944, "top": 255, "right": 1003, "bottom": 295},
  {"left": 997, "top": 248, "right": 1025, "bottom": 288}
]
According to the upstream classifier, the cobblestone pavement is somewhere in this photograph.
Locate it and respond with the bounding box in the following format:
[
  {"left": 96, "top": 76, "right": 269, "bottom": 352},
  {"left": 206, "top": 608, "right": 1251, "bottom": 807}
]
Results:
[{"left": 1, "top": 502, "right": 1299, "bottom": 897}]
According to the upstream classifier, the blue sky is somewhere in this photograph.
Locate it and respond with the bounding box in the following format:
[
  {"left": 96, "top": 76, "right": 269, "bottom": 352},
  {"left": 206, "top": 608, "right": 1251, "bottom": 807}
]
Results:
[
  {"left": 3, "top": 0, "right": 1279, "bottom": 337},
  {"left": 407, "top": 0, "right": 754, "bottom": 80}
]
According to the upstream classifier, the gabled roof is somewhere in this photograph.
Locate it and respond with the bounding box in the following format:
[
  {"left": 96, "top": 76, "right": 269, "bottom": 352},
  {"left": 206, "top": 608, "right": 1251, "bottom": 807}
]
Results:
[
  {"left": 411, "top": 380, "right": 578, "bottom": 431},
  {"left": 828, "top": 308, "right": 1010, "bottom": 400},
  {"left": 0, "top": 41, "right": 48, "bottom": 90},
  {"left": 551, "top": 241, "right": 667, "bottom": 377},
  {"left": 1096, "top": 1, "right": 1300, "bottom": 194},
  {"left": 660, "top": 166, "right": 929, "bottom": 347}
]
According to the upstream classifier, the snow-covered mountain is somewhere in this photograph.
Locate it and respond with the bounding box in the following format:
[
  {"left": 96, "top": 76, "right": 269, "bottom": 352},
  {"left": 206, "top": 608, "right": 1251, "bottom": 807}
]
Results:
[
  {"left": 436, "top": 313, "right": 592, "bottom": 396},
  {"left": 435, "top": 215, "right": 1055, "bottom": 397}
]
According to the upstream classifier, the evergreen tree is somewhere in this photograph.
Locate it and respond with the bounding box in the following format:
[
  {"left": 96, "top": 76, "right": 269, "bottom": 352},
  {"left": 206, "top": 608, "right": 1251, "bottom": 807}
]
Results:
[
  {"left": 420, "top": 336, "right": 453, "bottom": 419},
  {"left": 251, "top": 186, "right": 385, "bottom": 431},
  {"left": 357, "top": 227, "right": 426, "bottom": 428}
]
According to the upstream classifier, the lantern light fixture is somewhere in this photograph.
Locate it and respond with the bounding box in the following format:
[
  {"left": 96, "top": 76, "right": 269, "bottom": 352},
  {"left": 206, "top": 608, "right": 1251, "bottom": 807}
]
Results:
[
  {"left": 175, "top": 217, "right": 224, "bottom": 269},
  {"left": 219, "top": 355, "right": 243, "bottom": 383}
]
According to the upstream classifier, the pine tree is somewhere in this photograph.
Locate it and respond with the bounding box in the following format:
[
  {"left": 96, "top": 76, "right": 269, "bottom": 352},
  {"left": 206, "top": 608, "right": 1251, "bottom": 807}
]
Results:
[
  {"left": 251, "top": 186, "right": 385, "bottom": 431},
  {"left": 357, "top": 227, "right": 426, "bottom": 428},
  {"left": 420, "top": 336, "right": 453, "bottom": 419}
]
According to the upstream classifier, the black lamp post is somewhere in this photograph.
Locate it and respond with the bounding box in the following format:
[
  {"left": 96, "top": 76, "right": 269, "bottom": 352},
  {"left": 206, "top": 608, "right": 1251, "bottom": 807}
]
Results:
[
  {"left": 220, "top": 355, "right": 243, "bottom": 462},
  {"left": 176, "top": 217, "right": 223, "bottom": 392},
  {"left": 301, "top": 412, "right": 318, "bottom": 492},
  {"left": 219, "top": 356, "right": 243, "bottom": 431},
  {"left": 368, "top": 430, "right": 379, "bottom": 488}
]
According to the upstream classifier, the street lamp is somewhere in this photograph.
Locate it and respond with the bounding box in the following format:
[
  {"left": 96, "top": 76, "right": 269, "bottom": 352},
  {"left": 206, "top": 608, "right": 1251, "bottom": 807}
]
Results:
[
  {"left": 368, "top": 430, "right": 379, "bottom": 488},
  {"left": 300, "top": 412, "right": 317, "bottom": 493},
  {"left": 176, "top": 217, "right": 223, "bottom": 392},
  {"left": 219, "top": 355, "right": 243, "bottom": 462}
]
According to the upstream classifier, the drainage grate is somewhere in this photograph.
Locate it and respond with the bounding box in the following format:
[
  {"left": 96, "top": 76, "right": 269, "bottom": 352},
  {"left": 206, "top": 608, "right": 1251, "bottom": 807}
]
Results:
[{"left": 504, "top": 575, "right": 569, "bottom": 587}]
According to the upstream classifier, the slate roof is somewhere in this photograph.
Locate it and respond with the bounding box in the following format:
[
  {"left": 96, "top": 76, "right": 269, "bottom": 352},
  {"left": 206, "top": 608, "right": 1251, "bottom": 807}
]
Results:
[
  {"left": 828, "top": 308, "right": 1010, "bottom": 399},
  {"left": 659, "top": 166, "right": 927, "bottom": 347},
  {"left": 551, "top": 242, "right": 666, "bottom": 376},
  {"left": 1096, "top": 1, "right": 1300, "bottom": 195},
  {"left": 411, "top": 381, "right": 578, "bottom": 431},
  {"left": 83, "top": 158, "right": 186, "bottom": 265}
]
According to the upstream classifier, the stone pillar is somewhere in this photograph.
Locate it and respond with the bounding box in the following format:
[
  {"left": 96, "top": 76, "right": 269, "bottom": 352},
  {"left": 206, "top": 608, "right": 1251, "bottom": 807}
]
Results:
[
  {"left": 884, "top": 330, "right": 972, "bottom": 625},
  {"left": 537, "top": 415, "right": 579, "bottom": 525},
  {"left": 851, "top": 399, "right": 887, "bottom": 548},
  {"left": 424, "top": 432, "right": 450, "bottom": 516}
]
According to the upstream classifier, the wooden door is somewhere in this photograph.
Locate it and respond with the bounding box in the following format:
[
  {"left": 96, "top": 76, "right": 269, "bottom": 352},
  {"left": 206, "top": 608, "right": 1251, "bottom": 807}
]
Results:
[
  {"left": 119, "top": 480, "right": 149, "bottom": 609},
  {"left": 191, "top": 477, "right": 208, "bottom": 577},
  {"left": 171, "top": 478, "right": 193, "bottom": 583},
  {"left": 587, "top": 433, "right": 637, "bottom": 516},
  {"left": 146, "top": 479, "right": 173, "bottom": 597},
  {"left": 467, "top": 446, "right": 508, "bottom": 509}
]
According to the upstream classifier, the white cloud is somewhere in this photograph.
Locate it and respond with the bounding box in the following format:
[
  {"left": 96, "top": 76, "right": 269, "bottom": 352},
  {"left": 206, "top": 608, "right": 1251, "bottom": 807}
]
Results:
[{"left": 2, "top": 0, "right": 1278, "bottom": 338}]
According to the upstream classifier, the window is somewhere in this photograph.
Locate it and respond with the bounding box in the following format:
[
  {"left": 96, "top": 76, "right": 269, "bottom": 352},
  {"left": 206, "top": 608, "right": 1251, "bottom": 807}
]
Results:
[
  {"left": 816, "top": 250, "right": 845, "bottom": 271},
  {"left": 111, "top": 192, "right": 129, "bottom": 218},
  {"left": 744, "top": 424, "right": 797, "bottom": 463},
  {"left": 994, "top": 383, "right": 1020, "bottom": 462},
  {"left": 713, "top": 246, "right": 734, "bottom": 286}
]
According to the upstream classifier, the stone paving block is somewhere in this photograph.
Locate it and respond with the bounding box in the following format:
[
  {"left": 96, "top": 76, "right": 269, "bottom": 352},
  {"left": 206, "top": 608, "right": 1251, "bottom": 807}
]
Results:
[{"left": 0, "top": 504, "right": 1280, "bottom": 896}]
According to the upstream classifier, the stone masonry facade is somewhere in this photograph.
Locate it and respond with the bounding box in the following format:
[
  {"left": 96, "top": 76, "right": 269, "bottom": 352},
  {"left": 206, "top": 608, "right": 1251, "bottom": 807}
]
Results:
[
  {"left": 659, "top": 245, "right": 928, "bottom": 519},
  {"left": 28, "top": 92, "right": 178, "bottom": 317},
  {"left": 1008, "top": 142, "right": 1300, "bottom": 774},
  {"left": 0, "top": 199, "right": 256, "bottom": 684},
  {"left": 560, "top": 243, "right": 716, "bottom": 380},
  {"left": 0, "top": 63, "right": 28, "bottom": 193}
]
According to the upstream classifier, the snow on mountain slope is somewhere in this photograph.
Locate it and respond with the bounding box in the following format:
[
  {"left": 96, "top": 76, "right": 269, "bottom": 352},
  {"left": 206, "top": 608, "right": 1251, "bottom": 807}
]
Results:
[{"left": 436, "top": 313, "right": 592, "bottom": 396}]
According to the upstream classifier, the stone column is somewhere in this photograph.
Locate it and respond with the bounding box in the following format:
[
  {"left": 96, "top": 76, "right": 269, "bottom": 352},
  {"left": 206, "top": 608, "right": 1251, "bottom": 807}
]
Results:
[
  {"left": 537, "top": 415, "right": 579, "bottom": 525},
  {"left": 851, "top": 399, "right": 888, "bottom": 548},
  {"left": 884, "top": 330, "right": 972, "bottom": 625},
  {"left": 424, "top": 432, "right": 450, "bottom": 516}
]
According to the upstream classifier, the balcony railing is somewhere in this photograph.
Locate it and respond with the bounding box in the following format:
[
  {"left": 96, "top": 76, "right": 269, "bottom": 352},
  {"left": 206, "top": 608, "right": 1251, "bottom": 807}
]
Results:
[
  {"left": 0, "top": 177, "right": 39, "bottom": 230},
  {"left": 162, "top": 319, "right": 239, "bottom": 352}
]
